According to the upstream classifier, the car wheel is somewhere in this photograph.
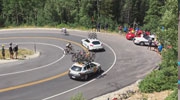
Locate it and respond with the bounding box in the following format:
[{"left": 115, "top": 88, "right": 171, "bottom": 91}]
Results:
[
  {"left": 97, "top": 67, "right": 101, "bottom": 73},
  {"left": 139, "top": 42, "right": 144, "bottom": 46},
  {"left": 84, "top": 74, "right": 88, "bottom": 80}
]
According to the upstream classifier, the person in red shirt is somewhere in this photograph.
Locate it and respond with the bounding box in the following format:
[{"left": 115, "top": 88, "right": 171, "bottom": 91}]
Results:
[
  {"left": 137, "top": 30, "right": 142, "bottom": 37},
  {"left": 145, "top": 30, "right": 150, "bottom": 36}
]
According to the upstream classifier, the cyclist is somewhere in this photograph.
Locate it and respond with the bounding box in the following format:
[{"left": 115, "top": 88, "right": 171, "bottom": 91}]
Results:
[
  {"left": 62, "top": 28, "right": 67, "bottom": 34},
  {"left": 66, "top": 42, "right": 72, "bottom": 51}
]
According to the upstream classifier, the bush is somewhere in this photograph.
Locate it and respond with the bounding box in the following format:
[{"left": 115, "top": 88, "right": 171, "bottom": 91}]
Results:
[{"left": 139, "top": 66, "right": 177, "bottom": 93}]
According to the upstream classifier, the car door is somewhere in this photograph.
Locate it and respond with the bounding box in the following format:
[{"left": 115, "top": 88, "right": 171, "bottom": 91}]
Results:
[
  {"left": 89, "top": 63, "right": 97, "bottom": 73},
  {"left": 82, "top": 66, "right": 89, "bottom": 74},
  {"left": 85, "top": 64, "right": 92, "bottom": 74}
]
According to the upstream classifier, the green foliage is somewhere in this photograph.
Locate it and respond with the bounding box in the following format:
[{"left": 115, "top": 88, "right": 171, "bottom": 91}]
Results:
[
  {"left": 0, "top": 0, "right": 151, "bottom": 29},
  {"left": 143, "top": 0, "right": 165, "bottom": 32},
  {"left": 70, "top": 93, "right": 85, "bottom": 100},
  {"left": 139, "top": 66, "right": 177, "bottom": 93},
  {"left": 165, "top": 88, "right": 178, "bottom": 100},
  {"left": 139, "top": 0, "right": 178, "bottom": 94},
  {"left": 160, "top": 48, "right": 178, "bottom": 69}
]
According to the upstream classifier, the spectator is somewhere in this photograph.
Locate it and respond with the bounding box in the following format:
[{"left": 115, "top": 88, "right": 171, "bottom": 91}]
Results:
[
  {"left": 147, "top": 37, "right": 152, "bottom": 50},
  {"left": 1, "top": 44, "right": 5, "bottom": 59},
  {"left": 97, "top": 23, "right": 101, "bottom": 32},
  {"left": 123, "top": 26, "right": 128, "bottom": 32},
  {"left": 118, "top": 25, "right": 122, "bottom": 34},
  {"left": 143, "top": 31, "right": 147, "bottom": 37},
  {"left": 137, "top": 30, "right": 143, "bottom": 37},
  {"left": 145, "top": 30, "right": 150, "bottom": 36},
  {"left": 153, "top": 38, "right": 158, "bottom": 52},
  {"left": 161, "top": 26, "right": 165, "bottom": 31},
  {"left": 158, "top": 43, "right": 163, "bottom": 53},
  {"left": 9, "top": 42, "right": 13, "bottom": 59},
  {"left": 135, "top": 27, "right": 139, "bottom": 32},
  {"left": 105, "top": 23, "right": 108, "bottom": 31},
  {"left": 13, "top": 44, "right": 18, "bottom": 59}
]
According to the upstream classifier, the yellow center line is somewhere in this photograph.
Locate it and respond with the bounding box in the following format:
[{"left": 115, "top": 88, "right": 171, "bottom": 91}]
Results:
[
  {"left": 0, "top": 36, "right": 88, "bottom": 93},
  {"left": 0, "top": 71, "right": 68, "bottom": 93}
]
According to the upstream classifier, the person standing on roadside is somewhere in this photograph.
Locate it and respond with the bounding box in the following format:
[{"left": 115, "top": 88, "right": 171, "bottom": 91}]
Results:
[
  {"left": 118, "top": 25, "right": 122, "bottom": 34},
  {"left": 105, "top": 23, "right": 108, "bottom": 31},
  {"left": 13, "top": 44, "right": 18, "bottom": 59},
  {"left": 1, "top": 44, "right": 5, "bottom": 59},
  {"left": 147, "top": 37, "right": 152, "bottom": 50},
  {"left": 97, "top": 23, "right": 100, "bottom": 32},
  {"left": 9, "top": 43, "right": 14, "bottom": 59}
]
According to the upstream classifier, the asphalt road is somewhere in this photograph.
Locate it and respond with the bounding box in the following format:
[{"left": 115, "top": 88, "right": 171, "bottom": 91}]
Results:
[{"left": 0, "top": 28, "right": 161, "bottom": 100}]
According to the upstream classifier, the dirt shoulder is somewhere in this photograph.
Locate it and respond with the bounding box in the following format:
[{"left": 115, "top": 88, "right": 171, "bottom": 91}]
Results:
[
  {"left": 0, "top": 51, "right": 40, "bottom": 64},
  {"left": 92, "top": 80, "right": 172, "bottom": 100}
]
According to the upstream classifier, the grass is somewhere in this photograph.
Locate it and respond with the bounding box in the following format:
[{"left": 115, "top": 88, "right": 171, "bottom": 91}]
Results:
[{"left": 0, "top": 49, "right": 34, "bottom": 59}]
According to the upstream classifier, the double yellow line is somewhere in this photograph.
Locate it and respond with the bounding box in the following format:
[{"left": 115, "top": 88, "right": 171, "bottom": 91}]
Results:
[{"left": 0, "top": 36, "right": 87, "bottom": 93}]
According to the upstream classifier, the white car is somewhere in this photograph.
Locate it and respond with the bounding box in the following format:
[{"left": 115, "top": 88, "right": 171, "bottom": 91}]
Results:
[
  {"left": 68, "top": 62, "right": 101, "bottom": 80},
  {"left": 81, "top": 38, "right": 104, "bottom": 51},
  {"left": 133, "top": 35, "right": 155, "bottom": 46}
]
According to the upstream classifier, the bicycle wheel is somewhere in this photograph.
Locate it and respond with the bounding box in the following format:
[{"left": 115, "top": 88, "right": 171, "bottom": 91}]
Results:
[
  {"left": 64, "top": 48, "right": 69, "bottom": 55},
  {"left": 70, "top": 47, "right": 74, "bottom": 54}
]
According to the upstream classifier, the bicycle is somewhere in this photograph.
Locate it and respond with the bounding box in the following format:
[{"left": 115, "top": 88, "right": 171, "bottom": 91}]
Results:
[
  {"left": 71, "top": 50, "right": 83, "bottom": 62},
  {"left": 71, "top": 53, "right": 78, "bottom": 62},
  {"left": 89, "top": 52, "right": 96, "bottom": 62},
  {"left": 64, "top": 46, "right": 74, "bottom": 55},
  {"left": 61, "top": 28, "right": 69, "bottom": 36},
  {"left": 88, "top": 32, "right": 97, "bottom": 39}
]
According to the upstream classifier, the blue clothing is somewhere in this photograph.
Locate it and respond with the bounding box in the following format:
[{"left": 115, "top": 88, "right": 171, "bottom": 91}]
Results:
[
  {"left": 178, "top": 62, "right": 180, "bottom": 66},
  {"left": 123, "top": 27, "right": 127, "bottom": 32},
  {"left": 135, "top": 27, "right": 139, "bottom": 31},
  {"left": 158, "top": 45, "right": 163, "bottom": 52}
]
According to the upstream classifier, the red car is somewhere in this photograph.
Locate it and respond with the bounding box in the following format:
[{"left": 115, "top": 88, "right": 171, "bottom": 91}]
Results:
[{"left": 126, "top": 32, "right": 135, "bottom": 40}]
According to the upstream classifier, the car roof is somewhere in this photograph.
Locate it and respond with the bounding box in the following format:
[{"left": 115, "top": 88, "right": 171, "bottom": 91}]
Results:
[
  {"left": 73, "top": 62, "right": 86, "bottom": 67},
  {"left": 72, "top": 62, "right": 97, "bottom": 67}
]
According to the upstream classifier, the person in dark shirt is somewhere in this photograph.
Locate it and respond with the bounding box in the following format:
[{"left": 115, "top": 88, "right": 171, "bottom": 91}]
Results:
[
  {"left": 2, "top": 44, "right": 5, "bottom": 59},
  {"left": 97, "top": 23, "right": 101, "bottom": 32},
  {"left": 9, "top": 43, "right": 14, "bottom": 59},
  {"left": 147, "top": 38, "right": 152, "bottom": 50},
  {"left": 13, "top": 44, "right": 18, "bottom": 59},
  {"left": 105, "top": 23, "right": 108, "bottom": 31}
]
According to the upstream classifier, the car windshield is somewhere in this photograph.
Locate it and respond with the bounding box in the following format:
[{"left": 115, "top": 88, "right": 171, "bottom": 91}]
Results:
[
  {"left": 71, "top": 66, "right": 82, "bottom": 71},
  {"left": 92, "top": 41, "right": 100, "bottom": 45}
]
